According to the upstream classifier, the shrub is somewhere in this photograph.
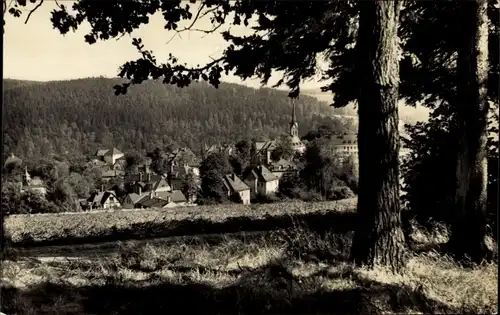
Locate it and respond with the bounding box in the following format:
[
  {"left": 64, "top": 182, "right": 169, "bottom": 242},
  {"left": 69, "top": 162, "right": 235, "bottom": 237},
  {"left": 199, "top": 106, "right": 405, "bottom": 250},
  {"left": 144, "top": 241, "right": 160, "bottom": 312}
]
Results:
[
  {"left": 327, "top": 186, "right": 355, "bottom": 201},
  {"left": 2, "top": 183, "right": 61, "bottom": 216},
  {"left": 255, "top": 193, "right": 281, "bottom": 204}
]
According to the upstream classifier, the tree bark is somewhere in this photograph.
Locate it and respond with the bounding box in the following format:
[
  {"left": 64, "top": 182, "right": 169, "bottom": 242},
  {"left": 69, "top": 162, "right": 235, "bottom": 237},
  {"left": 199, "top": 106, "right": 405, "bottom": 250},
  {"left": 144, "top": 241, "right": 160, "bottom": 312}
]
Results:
[
  {"left": 350, "top": 0, "right": 406, "bottom": 272},
  {"left": 448, "top": 0, "right": 492, "bottom": 264}
]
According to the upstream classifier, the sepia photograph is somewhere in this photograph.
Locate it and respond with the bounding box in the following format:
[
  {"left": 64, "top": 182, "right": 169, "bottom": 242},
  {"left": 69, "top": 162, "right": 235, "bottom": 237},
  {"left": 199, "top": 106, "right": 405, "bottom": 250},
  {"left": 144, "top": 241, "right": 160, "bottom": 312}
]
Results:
[{"left": 1, "top": 0, "right": 498, "bottom": 314}]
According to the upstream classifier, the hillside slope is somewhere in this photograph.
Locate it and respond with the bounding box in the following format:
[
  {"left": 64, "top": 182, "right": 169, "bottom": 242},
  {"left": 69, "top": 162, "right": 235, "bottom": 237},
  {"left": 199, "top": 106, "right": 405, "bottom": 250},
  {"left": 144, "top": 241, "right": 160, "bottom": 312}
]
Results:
[{"left": 3, "top": 78, "right": 353, "bottom": 163}]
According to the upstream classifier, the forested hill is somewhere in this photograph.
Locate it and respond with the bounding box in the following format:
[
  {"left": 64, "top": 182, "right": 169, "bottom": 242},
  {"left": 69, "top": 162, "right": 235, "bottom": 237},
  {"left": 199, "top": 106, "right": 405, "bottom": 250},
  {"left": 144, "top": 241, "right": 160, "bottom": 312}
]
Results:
[{"left": 3, "top": 77, "right": 353, "bottom": 164}]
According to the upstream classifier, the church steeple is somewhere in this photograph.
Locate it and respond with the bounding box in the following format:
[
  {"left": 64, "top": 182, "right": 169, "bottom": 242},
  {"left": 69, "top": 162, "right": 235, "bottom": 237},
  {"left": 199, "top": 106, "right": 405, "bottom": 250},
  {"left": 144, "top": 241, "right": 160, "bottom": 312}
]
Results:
[
  {"left": 23, "top": 166, "right": 31, "bottom": 185},
  {"left": 290, "top": 99, "right": 299, "bottom": 137}
]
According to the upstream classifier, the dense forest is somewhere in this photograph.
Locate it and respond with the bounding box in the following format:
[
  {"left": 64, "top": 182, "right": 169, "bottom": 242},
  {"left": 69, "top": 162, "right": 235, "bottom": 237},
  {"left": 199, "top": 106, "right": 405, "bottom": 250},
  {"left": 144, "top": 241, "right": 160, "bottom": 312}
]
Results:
[{"left": 3, "top": 78, "right": 355, "bottom": 164}]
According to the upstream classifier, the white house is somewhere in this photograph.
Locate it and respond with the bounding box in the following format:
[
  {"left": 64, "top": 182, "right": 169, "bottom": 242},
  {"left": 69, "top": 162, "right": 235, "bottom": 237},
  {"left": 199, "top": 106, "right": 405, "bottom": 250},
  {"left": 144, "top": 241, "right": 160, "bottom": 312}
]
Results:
[
  {"left": 103, "top": 148, "right": 125, "bottom": 166},
  {"left": 223, "top": 173, "right": 251, "bottom": 205},
  {"left": 244, "top": 165, "right": 280, "bottom": 199},
  {"left": 96, "top": 148, "right": 125, "bottom": 166}
]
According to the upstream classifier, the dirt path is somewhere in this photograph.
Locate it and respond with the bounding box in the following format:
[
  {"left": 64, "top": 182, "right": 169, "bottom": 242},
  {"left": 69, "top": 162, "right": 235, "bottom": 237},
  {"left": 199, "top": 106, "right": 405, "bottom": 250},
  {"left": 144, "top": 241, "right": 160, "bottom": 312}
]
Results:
[{"left": 12, "top": 230, "right": 275, "bottom": 261}]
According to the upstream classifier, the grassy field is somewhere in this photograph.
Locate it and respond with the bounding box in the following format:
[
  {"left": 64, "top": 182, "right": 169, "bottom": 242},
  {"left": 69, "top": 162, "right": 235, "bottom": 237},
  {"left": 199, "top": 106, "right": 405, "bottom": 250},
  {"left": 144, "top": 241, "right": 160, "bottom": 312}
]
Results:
[
  {"left": 4, "top": 199, "right": 357, "bottom": 247},
  {"left": 1, "top": 221, "right": 497, "bottom": 314}
]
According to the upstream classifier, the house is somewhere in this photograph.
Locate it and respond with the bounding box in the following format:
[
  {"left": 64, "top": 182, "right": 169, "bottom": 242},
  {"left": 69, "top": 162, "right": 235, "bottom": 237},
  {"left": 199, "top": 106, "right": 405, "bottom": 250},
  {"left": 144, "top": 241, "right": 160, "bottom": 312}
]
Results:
[
  {"left": 124, "top": 173, "right": 171, "bottom": 195},
  {"left": 20, "top": 167, "right": 47, "bottom": 196},
  {"left": 201, "top": 143, "right": 235, "bottom": 159},
  {"left": 112, "top": 157, "right": 127, "bottom": 171},
  {"left": 267, "top": 158, "right": 298, "bottom": 179},
  {"left": 4, "top": 153, "right": 22, "bottom": 168},
  {"left": 244, "top": 165, "right": 280, "bottom": 199},
  {"left": 135, "top": 190, "right": 188, "bottom": 209},
  {"left": 331, "top": 133, "right": 411, "bottom": 160},
  {"left": 330, "top": 134, "right": 359, "bottom": 158},
  {"left": 121, "top": 192, "right": 150, "bottom": 209},
  {"left": 88, "top": 191, "right": 122, "bottom": 210},
  {"left": 21, "top": 184, "right": 47, "bottom": 196},
  {"left": 104, "top": 148, "right": 125, "bottom": 165},
  {"left": 222, "top": 173, "right": 251, "bottom": 205},
  {"left": 151, "top": 190, "right": 187, "bottom": 208},
  {"left": 253, "top": 140, "right": 277, "bottom": 165},
  {"left": 167, "top": 147, "right": 200, "bottom": 180},
  {"left": 101, "top": 169, "right": 125, "bottom": 181},
  {"left": 95, "top": 148, "right": 125, "bottom": 166},
  {"left": 168, "top": 176, "right": 185, "bottom": 191},
  {"left": 169, "top": 147, "right": 199, "bottom": 164}
]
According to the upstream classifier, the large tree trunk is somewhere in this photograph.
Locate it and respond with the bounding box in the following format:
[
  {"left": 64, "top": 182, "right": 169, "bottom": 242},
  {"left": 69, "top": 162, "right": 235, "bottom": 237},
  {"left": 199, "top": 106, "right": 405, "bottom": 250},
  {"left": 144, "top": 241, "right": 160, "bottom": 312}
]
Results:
[
  {"left": 448, "top": 0, "right": 491, "bottom": 263},
  {"left": 350, "top": 0, "right": 406, "bottom": 272}
]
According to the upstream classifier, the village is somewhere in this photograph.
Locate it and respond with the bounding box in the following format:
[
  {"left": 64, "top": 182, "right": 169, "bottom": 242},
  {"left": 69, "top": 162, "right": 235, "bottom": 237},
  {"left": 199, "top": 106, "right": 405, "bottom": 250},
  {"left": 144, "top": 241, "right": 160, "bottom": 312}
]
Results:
[{"left": 9, "top": 102, "right": 389, "bottom": 211}]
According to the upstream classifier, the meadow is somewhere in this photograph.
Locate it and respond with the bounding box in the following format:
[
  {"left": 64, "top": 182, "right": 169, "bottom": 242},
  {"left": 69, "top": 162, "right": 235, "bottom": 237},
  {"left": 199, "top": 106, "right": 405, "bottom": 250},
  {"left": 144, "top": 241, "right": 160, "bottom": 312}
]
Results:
[
  {"left": 2, "top": 221, "right": 497, "bottom": 314},
  {"left": 2, "top": 198, "right": 497, "bottom": 314},
  {"left": 4, "top": 199, "right": 357, "bottom": 247}
]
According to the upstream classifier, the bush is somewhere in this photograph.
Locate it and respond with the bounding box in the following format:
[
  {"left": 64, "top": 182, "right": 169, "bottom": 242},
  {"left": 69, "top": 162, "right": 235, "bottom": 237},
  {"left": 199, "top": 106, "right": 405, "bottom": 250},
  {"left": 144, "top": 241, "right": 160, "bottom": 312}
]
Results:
[
  {"left": 254, "top": 193, "right": 281, "bottom": 204},
  {"left": 297, "top": 189, "right": 323, "bottom": 202},
  {"left": 230, "top": 192, "right": 243, "bottom": 203},
  {"left": 327, "top": 186, "right": 355, "bottom": 201},
  {"left": 1, "top": 183, "right": 61, "bottom": 216}
]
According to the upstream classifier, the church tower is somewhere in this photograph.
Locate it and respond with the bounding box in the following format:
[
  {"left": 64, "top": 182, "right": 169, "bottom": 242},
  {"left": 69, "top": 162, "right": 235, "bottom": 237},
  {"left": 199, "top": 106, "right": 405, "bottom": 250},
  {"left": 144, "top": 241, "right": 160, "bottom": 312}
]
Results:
[
  {"left": 23, "top": 166, "right": 31, "bottom": 186},
  {"left": 289, "top": 99, "right": 299, "bottom": 138}
]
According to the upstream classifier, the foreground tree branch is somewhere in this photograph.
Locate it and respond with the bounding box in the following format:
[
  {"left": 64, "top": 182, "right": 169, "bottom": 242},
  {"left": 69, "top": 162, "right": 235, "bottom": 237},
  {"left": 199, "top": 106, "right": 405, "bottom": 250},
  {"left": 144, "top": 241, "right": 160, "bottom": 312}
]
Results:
[{"left": 24, "top": 0, "right": 43, "bottom": 24}]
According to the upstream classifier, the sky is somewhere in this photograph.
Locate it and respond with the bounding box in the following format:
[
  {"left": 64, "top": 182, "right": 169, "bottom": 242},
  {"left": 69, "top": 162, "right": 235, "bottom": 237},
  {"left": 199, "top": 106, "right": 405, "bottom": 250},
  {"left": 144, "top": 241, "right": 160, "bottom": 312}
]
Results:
[{"left": 3, "top": 1, "right": 325, "bottom": 91}]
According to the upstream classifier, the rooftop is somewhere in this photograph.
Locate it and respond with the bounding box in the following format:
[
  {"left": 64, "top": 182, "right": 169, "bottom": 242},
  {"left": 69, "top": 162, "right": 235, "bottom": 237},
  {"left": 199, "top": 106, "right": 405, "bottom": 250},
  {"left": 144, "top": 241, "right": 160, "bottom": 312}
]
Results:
[{"left": 223, "top": 174, "right": 250, "bottom": 192}]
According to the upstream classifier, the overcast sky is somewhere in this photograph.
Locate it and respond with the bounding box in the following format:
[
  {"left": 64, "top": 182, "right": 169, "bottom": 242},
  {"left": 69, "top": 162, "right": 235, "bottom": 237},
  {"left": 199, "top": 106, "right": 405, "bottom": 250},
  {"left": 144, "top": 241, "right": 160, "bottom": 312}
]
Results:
[{"left": 3, "top": 2, "right": 325, "bottom": 91}]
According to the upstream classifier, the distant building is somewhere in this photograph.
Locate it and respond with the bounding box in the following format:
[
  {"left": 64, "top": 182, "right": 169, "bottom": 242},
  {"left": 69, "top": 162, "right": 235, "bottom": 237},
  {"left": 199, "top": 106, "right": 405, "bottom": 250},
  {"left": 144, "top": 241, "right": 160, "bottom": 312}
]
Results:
[
  {"left": 168, "top": 147, "right": 200, "bottom": 169},
  {"left": 4, "top": 153, "right": 22, "bottom": 168},
  {"left": 222, "top": 173, "right": 251, "bottom": 205},
  {"left": 244, "top": 165, "right": 280, "bottom": 199},
  {"left": 134, "top": 189, "right": 188, "bottom": 209},
  {"left": 201, "top": 143, "right": 235, "bottom": 159},
  {"left": 121, "top": 191, "right": 154, "bottom": 209},
  {"left": 330, "top": 133, "right": 411, "bottom": 160},
  {"left": 330, "top": 133, "right": 412, "bottom": 186},
  {"left": 101, "top": 169, "right": 125, "bottom": 181},
  {"left": 104, "top": 148, "right": 125, "bottom": 165},
  {"left": 253, "top": 140, "right": 277, "bottom": 165},
  {"left": 288, "top": 99, "right": 306, "bottom": 153},
  {"left": 87, "top": 190, "right": 122, "bottom": 210},
  {"left": 267, "top": 158, "right": 298, "bottom": 179},
  {"left": 20, "top": 166, "right": 47, "bottom": 197},
  {"left": 330, "top": 134, "right": 359, "bottom": 158},
  {"left": 166, "top": 147, "right": 200, "bottom": 190},
  {"left": 95, "top": 148, "right": 125, "bottom": 166},
  {"left": 94, "top": 148, "right": 126, "bottom": 181},
  {"left": 124, "top": 173, "right": 171, "bottom": 195},
  {"left": 253, "top": 99, "right": 305, "bottom": 164}
]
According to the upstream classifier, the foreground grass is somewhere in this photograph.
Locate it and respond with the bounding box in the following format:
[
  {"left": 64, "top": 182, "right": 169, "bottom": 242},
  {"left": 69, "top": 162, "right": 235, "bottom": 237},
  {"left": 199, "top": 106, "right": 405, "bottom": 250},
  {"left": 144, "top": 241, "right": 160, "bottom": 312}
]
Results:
[
  {"left": 2, "top": 224, "right": 497, "bottom": 314},
  {"left": 4, "top": 199, "right": 356, "bottom": 247}
]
